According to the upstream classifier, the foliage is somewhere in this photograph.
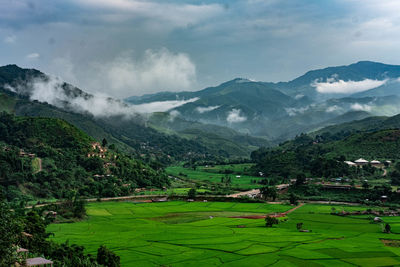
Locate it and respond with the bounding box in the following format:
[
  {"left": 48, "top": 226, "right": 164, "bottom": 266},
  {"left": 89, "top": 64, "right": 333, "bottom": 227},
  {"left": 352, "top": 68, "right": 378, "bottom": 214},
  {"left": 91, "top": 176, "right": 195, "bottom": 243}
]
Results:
[
  {"left": 260, "top": 186, "right": 277, "bottom": 201},
  {"left": 0, "top": 113, "right": 169, "bottom": 201},
  {"left": 265, "top": 216, "right": 279, "bottom": 227},
  {"left": 188, "top": 188, "right": 196, "bottom": 199},
  {"left": 0, "top": 201, "right": 22, "bottom": 266},
  {"left": 97, "top": 245, "right": 120, "bottom": 267}
]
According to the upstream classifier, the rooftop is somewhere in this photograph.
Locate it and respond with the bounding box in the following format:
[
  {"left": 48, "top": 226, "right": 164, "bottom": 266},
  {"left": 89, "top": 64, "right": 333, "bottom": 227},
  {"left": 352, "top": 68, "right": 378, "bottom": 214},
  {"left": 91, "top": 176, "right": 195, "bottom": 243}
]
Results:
[{"left": 26, "top": 257, "right": 53, "bottom": 266}]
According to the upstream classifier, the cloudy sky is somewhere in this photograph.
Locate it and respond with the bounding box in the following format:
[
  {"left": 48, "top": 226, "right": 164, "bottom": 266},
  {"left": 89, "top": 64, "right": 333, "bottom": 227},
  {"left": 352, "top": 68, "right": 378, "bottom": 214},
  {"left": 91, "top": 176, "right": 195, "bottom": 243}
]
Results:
[{"left": 1, "top": 0, "right": 400, "bottom": 98}]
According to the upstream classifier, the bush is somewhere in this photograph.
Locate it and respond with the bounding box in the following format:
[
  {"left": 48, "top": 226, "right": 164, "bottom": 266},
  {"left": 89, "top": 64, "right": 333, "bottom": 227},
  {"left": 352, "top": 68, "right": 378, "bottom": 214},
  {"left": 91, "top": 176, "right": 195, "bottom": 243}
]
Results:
[
  {"left": 188, "top": 188, "right": 196, "bottom": 199},
  {"left": 265, "top": 216, "right": 279, "bottom": 227},
  {"left": 97, "top": 245, "right": 120, "bottom": 267}
]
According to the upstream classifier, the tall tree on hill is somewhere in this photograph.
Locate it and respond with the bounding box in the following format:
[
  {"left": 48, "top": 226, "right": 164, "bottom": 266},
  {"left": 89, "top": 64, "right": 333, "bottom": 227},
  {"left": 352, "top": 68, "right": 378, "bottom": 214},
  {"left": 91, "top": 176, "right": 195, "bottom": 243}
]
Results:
[
  {"left": 102, "top": 138, "right": 108, "bottom": 148},
  {"left": 0, "top": 201, "right": 21, "bottom": 266}
]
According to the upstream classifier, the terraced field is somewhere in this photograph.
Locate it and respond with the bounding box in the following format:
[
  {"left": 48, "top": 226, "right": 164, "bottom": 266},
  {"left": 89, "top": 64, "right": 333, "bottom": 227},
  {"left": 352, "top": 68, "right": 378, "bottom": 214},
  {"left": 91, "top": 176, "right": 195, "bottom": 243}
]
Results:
[
  {"left": 48, "top": 201, "right": 400, "bottom": 266},
  {"left": 166, "top": 165, "right": 263, "bottom": 190}
]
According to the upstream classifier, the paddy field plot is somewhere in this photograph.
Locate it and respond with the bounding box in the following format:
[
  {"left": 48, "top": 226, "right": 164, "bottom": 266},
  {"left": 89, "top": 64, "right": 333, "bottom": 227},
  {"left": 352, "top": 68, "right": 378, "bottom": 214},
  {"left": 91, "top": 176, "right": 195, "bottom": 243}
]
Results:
[
  {"left": 48, "top": 201, "right": 400, "bottom": 266},
  {"left": 166, "top": 165, "right": 263, "bottom": 190}
]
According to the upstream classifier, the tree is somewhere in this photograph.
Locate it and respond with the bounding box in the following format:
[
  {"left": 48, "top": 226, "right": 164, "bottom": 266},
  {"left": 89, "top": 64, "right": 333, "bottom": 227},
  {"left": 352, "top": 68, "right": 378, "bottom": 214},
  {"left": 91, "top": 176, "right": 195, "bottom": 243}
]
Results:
[
  {"left": 0, "top": 201, "right": 21, "bottom": 266},
  {"left": 102, "top": 138, "right": 108, "bottom": 148},
  {"left": 265, "top": 216, "right": 279, "bottom": 227},
  {"left": 261, "top": 186, "right": 277, "bottom": 201},
  {"left": 289, "top": 193, "right": 298, "bottom": 205},
  {"left": 296, "top": 222, "right": 303, "bottom": 231},
  {"left": 362, "top": 181, "right": 370, "bottom": 189},
  {"left": 295, "top": 173, "right": 306, "bottom": 186},
  {"left": 384, "top": 223, "right": 391, "bottom": 234},
  {"left": 188, "top": 188, "right": 196, "bottom": 199},
  {"left": 97, "top": 245, "right": 120, "bottom": 267}
]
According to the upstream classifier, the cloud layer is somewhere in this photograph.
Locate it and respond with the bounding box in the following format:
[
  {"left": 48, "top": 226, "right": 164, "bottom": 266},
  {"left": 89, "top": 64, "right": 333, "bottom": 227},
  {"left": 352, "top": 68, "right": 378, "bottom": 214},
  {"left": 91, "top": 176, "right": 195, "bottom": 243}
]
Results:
[
  {"left": 5, "top": 75, "right": 198, "bottom": 117},
  {"left": 51, "top": 48, "right": 197, "bottom": 98},
  {"left": 195, "top": 105, "right": 220, "bottom": 114},
  {"left": 227, "top": 109, "right": 247, "bottom": 123},
  {"left": 312, "top": 78, "right": 387, "bottom": 94}
]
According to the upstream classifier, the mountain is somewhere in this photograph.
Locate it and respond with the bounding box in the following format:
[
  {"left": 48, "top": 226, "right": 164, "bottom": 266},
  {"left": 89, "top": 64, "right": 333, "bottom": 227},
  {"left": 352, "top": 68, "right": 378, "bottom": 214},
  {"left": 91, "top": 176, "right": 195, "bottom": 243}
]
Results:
[
  {"left": 277, "top": 61, "right": 400, "bottom": 100},
  {"left": 148, "top": 112, "right": 270, "bottom": 156},
  {"left": 126, "top": 61, "right": 400, "bottom": 141},
  {"left": 312, "top": 113, "right": 400, "bottom": 138},
  {"left": 0, "top": 113, "right": 169, "bottom": 201},
  {"left": 3, "top": 62, "right": 400, "bottom": 153},
  {"left": 0, "top": 65, "right": 261, "bottom": 159}
]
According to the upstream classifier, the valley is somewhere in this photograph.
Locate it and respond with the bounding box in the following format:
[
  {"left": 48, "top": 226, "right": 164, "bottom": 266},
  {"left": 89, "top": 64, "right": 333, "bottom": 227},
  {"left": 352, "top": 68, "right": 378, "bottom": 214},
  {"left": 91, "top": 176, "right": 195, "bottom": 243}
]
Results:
[{"left": 2, "top": 62, "right": 400, "bottom": 266}]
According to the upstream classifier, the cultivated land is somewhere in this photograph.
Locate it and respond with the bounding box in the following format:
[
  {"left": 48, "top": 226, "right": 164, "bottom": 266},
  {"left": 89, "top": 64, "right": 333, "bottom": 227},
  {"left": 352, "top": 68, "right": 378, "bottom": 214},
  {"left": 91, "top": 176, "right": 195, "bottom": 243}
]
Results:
[
  {"left": 166, "top": 164, "right": 263, "bottom": 190},
  {"left": 48, "top": 201, "right": 400, "bottom": 266}
]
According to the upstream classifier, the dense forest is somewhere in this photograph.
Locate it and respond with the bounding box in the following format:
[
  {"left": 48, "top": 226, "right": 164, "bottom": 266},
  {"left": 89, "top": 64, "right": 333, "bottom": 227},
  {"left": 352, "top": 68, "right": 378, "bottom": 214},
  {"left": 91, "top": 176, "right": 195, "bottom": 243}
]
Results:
[
  {"left": 0, "top": 198, "right": 120, "bottom": 266},
  {"left": 0, "top": 112, "right": 169, "bottom": 203}
]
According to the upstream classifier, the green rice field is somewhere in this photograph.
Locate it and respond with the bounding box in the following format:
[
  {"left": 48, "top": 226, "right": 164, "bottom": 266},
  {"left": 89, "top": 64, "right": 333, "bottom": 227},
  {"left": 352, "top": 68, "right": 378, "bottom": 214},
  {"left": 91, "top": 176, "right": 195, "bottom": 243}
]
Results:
[
  {"left": 166, "top": 165, "right": 263, "bottom": 190},
  {"left": 48, "top": 201, "right": 400, "bottom": 266}
]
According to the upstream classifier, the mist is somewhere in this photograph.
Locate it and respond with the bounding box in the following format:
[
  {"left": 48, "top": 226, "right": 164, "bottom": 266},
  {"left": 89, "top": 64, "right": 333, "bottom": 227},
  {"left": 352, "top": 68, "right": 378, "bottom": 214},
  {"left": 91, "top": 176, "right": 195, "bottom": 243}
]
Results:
[{"left": 4, "top": 76, "right": 199, "bottom": 118}]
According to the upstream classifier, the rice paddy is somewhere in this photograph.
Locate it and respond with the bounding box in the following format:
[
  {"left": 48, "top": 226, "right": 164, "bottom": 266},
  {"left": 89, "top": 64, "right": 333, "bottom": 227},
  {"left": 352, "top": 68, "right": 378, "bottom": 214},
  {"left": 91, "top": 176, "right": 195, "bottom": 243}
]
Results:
[
  {"left": 48, "top": 201, "right": 400, "bottom": 266},
  {"left": 166, "top": 165, "right": 263, "bottom": 190}
]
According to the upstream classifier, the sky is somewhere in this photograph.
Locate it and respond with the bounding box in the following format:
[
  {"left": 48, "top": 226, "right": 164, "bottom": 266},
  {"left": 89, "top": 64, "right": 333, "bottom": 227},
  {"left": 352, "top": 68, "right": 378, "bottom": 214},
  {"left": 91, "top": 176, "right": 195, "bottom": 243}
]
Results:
[{"left": 1, "top": 0, "right": 400, "bottom": 98}]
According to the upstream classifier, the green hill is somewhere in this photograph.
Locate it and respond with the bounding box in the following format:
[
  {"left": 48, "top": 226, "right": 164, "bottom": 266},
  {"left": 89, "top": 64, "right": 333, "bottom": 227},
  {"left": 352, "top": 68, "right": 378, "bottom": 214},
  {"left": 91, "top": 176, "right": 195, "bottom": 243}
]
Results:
[{"left": 0, "top": 113, "right": 169, "bottom": 202}]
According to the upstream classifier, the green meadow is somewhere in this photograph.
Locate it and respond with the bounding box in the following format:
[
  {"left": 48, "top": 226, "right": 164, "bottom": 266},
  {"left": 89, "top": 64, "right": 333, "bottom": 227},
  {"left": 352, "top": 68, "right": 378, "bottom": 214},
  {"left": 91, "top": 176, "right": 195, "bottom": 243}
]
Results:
[
  {"left": 48, "top": 201, "right": 400, "bottom": 266},
  {"left": 166, "top": 165, "right": 263, "bottom": 190}
]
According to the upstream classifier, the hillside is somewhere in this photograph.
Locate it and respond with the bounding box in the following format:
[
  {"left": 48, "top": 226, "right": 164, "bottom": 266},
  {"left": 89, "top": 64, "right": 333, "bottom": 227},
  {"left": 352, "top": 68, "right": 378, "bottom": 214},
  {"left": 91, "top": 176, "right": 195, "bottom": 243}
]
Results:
[
  {"left": 312, "top": 113, "right": 400, "bottom": 137},
  {"left": 251, "top": 126, "right": 400, "bottom": 181},
  {"left": 0, "top": 113, "right": 169, "bottom": 202}
]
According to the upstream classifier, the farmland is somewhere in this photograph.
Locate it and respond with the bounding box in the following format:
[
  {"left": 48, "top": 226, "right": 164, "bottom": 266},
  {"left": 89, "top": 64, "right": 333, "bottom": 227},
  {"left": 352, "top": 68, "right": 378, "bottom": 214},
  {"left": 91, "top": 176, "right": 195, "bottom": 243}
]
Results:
[
  {"left": 48, "top": 201, "right": 400, "bottom": 266},
  {"left": 166, "top": 164, "right": 263, "bottom": 191}
]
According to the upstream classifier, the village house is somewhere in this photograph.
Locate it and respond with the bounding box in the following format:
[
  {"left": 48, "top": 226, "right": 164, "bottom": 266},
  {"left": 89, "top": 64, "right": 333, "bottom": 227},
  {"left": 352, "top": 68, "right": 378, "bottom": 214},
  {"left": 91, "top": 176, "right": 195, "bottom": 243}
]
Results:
[
  {"left": 344, "top": 161, "right": 356, "bottom": 167},
  {"left": 354, "top": 158, "right": 369, "bottom": 166},
  {"left": 370, "top": 160, "right": 384, "bottom": 168},
  {"left": 16, "top": 246, "right": 53, "bottom": 266}
]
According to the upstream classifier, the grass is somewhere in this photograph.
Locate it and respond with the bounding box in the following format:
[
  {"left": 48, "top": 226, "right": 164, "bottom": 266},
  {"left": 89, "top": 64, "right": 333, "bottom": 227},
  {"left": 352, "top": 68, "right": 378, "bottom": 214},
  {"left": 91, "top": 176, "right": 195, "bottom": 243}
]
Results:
[
  {"left": 166, "top": 165, "right": 263, "bottom": 190},
  {"left": 48, "top": 201, "right": 400, "bottom": 266},
  {"left": 196, "top": 163, "right": 255, "bottom": 174},
  {"left": 31, "top": 157, "right": 41, "bottom": 173}
]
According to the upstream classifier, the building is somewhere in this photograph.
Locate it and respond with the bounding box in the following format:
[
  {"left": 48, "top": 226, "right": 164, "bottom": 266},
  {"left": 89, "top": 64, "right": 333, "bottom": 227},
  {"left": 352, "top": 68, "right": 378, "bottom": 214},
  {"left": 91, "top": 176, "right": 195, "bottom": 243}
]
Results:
[
  {"left": 15, "top": 247, "right": 53, "bottom": 267},
  {"left": 370, "top": 160, "right": 384, "bottom": 168},
  {"left": 344, "top": 161, "right": 356, "bottom": 167},
  {"left": 354, "top": 158, "right": 369, "bottom": 166}
]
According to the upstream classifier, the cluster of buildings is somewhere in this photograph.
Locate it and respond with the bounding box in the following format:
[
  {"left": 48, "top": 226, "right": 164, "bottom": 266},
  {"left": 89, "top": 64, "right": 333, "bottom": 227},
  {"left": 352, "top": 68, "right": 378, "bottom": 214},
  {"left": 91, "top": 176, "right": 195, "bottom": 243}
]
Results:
[
  {"left": 344, "top": 158, "right": 391, "bottom": 168},
  {"left": 87, "top": 142, "right": 107, "bottom": 158}
]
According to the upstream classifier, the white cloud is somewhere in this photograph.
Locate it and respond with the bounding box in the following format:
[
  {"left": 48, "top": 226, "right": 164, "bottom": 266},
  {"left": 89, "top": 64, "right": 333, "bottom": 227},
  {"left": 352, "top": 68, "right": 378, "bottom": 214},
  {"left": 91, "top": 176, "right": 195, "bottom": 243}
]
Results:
[
  {"left": 285, "top": 106, "right": 309, "bottom": 116},
  {"left": 26, "top": 53, "right": 40, "bottom": 60},
  {"left": 350, "top": 103, "right": 372, "bottom": 112},
  {"left": 168, "top": 110, "right": 181, "bottom": 121},
  {"left": 227, "top": 109, "right": 247, "bottom": 123},
  {"left": 4, "top": 35, "right": 16, "bottom": 43},
  {"left": 130, "top": 98, "right": 199, "bottom": 113},
  {"left": 326, "top": 105, "right": 342, "bottom": 113},
  {"left": 294, "top": 94, "right": 304, "bottom": 100},
  {"left": 195, "top": 105, "right": 220, "bottom": 113},
  {"left": 52, "top": 48, "right": 197, "bottom": 98},
  {"left": 4, "top": 75, "right": 199, "bottom": 117},
  {"left": 312, "top": 78, "right": 387, "bottom": 94}
]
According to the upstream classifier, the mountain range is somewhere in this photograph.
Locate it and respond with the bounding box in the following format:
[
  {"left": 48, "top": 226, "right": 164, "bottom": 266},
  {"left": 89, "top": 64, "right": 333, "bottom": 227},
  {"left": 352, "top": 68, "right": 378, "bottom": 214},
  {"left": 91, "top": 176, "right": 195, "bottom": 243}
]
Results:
[
  {"left": 2, "top": 61, "right": 400, "bottom": 159},
  {"left": 126, "top": 61, "right": 400, "bottom": 142}
]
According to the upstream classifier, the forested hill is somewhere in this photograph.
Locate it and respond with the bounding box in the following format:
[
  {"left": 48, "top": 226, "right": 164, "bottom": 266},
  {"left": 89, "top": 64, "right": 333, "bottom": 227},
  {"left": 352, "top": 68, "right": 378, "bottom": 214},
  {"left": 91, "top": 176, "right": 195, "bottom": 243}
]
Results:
[
  {"left": 251, "top": 129, "right": 400, "bottom": 180},
  {"left": 0, "top": 113, "right": 169, "bottom": 202}
]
